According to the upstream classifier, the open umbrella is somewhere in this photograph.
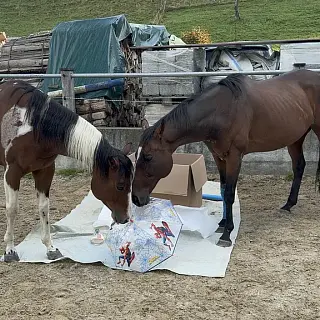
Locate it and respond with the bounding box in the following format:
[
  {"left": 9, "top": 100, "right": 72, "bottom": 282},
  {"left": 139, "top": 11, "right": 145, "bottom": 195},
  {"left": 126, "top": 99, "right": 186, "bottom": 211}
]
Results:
[{"left": 104, "top": 198, "right": 183, "bottom": 273}]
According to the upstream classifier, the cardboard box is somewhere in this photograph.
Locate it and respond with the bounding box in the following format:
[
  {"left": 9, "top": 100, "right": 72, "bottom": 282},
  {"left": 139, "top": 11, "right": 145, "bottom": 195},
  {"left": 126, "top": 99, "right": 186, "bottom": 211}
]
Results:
[{"left": 130, "top": 153, "right": 207, "bottom": 207}]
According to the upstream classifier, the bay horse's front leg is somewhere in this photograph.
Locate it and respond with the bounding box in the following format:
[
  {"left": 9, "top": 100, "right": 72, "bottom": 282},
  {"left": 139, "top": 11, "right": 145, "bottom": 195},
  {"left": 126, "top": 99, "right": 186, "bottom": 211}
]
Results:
[
  {"left": 217, "top": 149, "right": 242, "bottom": 247},
  {"left": 3, "top": 164, "right": 22, "bottom": 262},
  {"left": 204, "top": 142, "right": 227, "bottom": 233},
  {"left": 32, "top": 164, "right": 63, "bottom": 260},
  {"left": 212, "top": 154, "right": 227, "bottom": 233}
]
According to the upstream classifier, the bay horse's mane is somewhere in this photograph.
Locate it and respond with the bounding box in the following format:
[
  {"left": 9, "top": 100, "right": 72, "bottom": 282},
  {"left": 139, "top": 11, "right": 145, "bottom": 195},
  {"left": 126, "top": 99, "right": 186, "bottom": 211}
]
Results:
[
  {"left": 11, "top": 81, "right": 132, "bottom": 178},
  {"left": 140, "top": 73, "right": 245, "bottom": 144}
]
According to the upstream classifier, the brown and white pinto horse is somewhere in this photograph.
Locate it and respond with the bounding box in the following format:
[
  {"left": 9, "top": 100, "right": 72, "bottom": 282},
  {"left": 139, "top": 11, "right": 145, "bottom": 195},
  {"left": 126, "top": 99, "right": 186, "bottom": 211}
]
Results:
[
  {"left": 0, "top": 80, "right": 133, "bottom": 262},
  {"left": 132, "top": 69, "right": 320, "bottom": 248}
]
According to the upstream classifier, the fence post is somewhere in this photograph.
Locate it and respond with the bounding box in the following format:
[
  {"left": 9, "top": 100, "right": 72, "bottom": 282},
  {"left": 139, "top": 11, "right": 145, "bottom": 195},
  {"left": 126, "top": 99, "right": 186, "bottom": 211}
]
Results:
[{"left": 60, "top": 68, "right": 75, "bottom": 112}]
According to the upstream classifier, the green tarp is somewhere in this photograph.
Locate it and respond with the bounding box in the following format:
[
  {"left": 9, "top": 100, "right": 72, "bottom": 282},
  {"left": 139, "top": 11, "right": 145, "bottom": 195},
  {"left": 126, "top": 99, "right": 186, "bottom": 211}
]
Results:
[
  {"left": 41, "top": 15, "right": 131, "bottom": 101},
  {"left": 129, "top": 23, "right": 170, "bottom": 47},
  {"left": 41, "top": 15, "right": 171, "bottom": 101}
]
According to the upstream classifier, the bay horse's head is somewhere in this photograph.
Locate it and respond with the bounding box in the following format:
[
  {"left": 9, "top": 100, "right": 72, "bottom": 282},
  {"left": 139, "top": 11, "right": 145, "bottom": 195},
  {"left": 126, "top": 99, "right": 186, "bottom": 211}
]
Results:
[
  {"left": 132, "top": 121, "right": 173, "bottom": 207},
  {"left": 91, "top": 142, "right": 134, "bottom": 224}
]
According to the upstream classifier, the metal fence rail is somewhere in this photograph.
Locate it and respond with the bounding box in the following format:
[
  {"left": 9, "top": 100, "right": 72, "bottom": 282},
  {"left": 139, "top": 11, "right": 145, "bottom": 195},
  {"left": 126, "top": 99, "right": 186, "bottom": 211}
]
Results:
[
  {"left": 1, "top": 69, "right": 319, "bottom": 79},
  {"left": 130, "top": 37, "right": 320, "bottom": 51},
  {"left": 1, "top": 65, "right": 319, "bottom": 112}
]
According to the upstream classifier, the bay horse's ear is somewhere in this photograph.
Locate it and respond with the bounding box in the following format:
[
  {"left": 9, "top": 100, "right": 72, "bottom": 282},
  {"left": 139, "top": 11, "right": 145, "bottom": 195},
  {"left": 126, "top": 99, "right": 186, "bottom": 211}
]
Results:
[
  {"left": 109, "top": 157, "right": 119, "bottom": 171},
  {"left": 122, "top": 142, "right": 132, "bottom": 155},
  {"left": 154, "top": 121, "right": 165, "bottom": 140}
]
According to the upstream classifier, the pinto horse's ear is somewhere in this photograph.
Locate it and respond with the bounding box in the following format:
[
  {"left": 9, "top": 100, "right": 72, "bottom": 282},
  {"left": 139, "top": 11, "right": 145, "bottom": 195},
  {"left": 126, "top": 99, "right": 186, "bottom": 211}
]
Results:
[
  {"left": 154, "top": 121, "right": 165, "bottom": 140},
  {"left": 141, "top": 119, "right": 149, "bottom": 130},
  {"left": 122, "top": 142, "right": 132, "bottom": 155},
  {"left": 109, "top": 157, "right": 120, "bottom": 171}
]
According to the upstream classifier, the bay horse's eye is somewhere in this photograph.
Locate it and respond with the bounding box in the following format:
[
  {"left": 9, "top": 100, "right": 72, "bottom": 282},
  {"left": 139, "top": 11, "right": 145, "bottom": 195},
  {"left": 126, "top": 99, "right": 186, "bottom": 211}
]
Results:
[
  {"left": 145, "top": 172, "right": 153, "bottom": 178},
  {"left": 143, "top": 154, "right": 153, "bottom": 162},
  {"left": 116, "top": 184, "right": 125, "bottom": 191}
]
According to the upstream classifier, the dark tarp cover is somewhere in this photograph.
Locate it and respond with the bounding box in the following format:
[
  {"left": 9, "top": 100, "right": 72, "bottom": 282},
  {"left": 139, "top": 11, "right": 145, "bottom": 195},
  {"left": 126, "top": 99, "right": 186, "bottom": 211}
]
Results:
[
  {"left": 41, "top": 15, "right": 171, "bottom": 101},
  {"left": 41, "top": 15, "right": 132, "bottom": 101}
]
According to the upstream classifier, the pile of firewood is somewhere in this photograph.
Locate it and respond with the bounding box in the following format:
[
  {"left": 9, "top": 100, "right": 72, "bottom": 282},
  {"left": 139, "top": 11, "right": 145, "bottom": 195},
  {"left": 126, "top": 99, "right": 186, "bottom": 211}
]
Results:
[
  {"left": 0, "top": 31, "right": 50, "bottom": 74},
  {"left": 76, "top": 99, "right": 116, "bottom": 127},
  {"left": 74, "top": 38, "right": 145, "bottom": 127}
]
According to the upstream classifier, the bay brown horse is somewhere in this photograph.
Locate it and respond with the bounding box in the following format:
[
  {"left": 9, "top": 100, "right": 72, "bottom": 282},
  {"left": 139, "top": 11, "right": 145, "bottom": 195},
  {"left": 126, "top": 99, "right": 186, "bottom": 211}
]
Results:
[
  {"left": 0, "top": 80, "right": 133, "bottom": 262},
  {"left": 132, "top": 69, "right": 320, "bottom": 247}
]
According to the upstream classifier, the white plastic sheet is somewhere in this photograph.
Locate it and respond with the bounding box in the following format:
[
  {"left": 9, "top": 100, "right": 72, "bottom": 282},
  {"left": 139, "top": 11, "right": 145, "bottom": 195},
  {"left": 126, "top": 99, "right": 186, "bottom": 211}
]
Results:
[{"left": 2, "top": 182, "right": 241, "bottom": 278}]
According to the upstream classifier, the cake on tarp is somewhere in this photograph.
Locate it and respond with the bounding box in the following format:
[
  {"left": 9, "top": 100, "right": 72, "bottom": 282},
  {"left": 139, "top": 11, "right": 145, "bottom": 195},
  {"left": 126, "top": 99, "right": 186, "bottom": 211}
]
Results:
[{"left": 104, "top": 198, "right": 183, "bottom": 273}]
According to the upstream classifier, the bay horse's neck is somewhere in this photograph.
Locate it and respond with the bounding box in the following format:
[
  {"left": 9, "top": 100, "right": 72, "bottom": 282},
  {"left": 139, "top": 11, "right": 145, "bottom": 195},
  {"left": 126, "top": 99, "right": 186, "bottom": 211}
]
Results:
[
  {"left": 161, "top": 99, "right": 217, "bottom": 152},
  {"left": 160, "top": 84, "right": 235, "bottom": 153}
]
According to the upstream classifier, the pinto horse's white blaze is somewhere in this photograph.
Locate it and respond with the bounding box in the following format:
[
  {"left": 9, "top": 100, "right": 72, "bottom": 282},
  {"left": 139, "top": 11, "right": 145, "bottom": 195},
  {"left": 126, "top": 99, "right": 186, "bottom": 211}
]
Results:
[
  {"left": 136, "top": 146, "right": 142, "bottom": 163},
  {"left": 67, "top": 116, "right": 102, "bottom": 172},
  {"left": 37, "top": 192, "right": 56, "bottom": 253},
  {"left": 3, "top": 166, "right": 19, "bottom": 255}
]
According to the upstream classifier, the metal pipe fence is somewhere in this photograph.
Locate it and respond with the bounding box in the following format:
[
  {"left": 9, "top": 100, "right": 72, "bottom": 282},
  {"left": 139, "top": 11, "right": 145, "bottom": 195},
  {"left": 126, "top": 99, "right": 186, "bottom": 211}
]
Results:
[{"left": 1, "top": 65, "right": 319, "bottom": 112}]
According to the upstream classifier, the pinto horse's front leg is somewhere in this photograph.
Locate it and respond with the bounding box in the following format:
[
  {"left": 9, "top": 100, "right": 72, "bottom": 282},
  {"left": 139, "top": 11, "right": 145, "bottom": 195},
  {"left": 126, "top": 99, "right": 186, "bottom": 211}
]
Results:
[
  {"left": 3, "top": 164, "right": 21, "bottom": 262},
  {"left": 217, "top": 149, "right": 242, "bottom": 248},
  {"left": 32, "top": 164, "right": 63, "bottom": 260}
]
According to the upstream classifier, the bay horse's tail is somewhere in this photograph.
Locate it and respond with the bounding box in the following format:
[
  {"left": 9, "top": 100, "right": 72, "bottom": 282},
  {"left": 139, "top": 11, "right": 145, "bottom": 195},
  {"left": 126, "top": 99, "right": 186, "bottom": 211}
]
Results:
[{"left": 316, "top": 143, "right": 320, "bottom": 193}]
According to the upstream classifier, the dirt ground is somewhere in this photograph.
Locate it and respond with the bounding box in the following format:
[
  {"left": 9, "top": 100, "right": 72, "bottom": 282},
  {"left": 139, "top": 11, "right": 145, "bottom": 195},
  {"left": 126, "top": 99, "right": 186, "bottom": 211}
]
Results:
[{"left": 0, "top": 169, "right": 319, "bottom": 320}]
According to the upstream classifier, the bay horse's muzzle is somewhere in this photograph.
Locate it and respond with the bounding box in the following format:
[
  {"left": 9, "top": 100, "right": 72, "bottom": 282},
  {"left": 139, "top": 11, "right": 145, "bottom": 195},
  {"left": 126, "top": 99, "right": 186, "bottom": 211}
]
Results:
[
  {"left": 112, "top": 214, "right": 129, "bottom": 224},
  {"left": 132, "top": 194, "right": 150, "bottom": 207}
]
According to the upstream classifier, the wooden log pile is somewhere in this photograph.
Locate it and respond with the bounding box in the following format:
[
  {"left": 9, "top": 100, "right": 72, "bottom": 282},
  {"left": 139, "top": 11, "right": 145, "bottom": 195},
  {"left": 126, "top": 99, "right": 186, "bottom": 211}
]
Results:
[
  {"left": 76, "top": 98, "right": 117, "bottom": 127},
  {"left": 0, "top": 31, "right": 51, "bottom": 74},
  {"left": 119, "top": 38, "right": 146, "bottom": 127}
]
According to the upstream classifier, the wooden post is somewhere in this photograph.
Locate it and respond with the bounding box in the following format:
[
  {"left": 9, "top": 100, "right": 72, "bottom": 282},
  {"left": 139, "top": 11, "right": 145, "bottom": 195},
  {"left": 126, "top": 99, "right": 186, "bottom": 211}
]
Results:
[{"left": 60, "top": 68, "right": 75, "bottom": 112}]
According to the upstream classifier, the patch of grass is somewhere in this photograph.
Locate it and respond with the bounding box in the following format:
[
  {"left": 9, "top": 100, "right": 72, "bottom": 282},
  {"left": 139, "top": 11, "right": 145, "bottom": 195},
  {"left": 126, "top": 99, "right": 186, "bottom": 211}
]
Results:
[
  {"left": 285, "top": 172, "right": 294, "bottom": 181},
  {"left": 56, "top": 169, "right": 86, "bottom": 177},
  {"left": 164, "top": 0, "right": 320, "bottom": 42},
  {"left": 1, "top": 0, "right": 319, "bottom": 41},
  {"left": 24, "top": 173, "right": 34, "bottom": 180},
  {"left": 1, "top": 0, "right": 161, "bottom": 36}
]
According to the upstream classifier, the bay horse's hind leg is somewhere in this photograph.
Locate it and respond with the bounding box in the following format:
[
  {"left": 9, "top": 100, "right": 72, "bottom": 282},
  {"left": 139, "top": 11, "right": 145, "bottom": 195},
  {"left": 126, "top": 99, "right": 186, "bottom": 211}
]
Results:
[
  {"left": 280, "top": 130, "right": 310, "bottom": 212},
  {"left": 32, "top": 163, "right": 63, "bottom": 260},
  {"left": 3, "top": 164, "right": 22, "bottom": 262}
]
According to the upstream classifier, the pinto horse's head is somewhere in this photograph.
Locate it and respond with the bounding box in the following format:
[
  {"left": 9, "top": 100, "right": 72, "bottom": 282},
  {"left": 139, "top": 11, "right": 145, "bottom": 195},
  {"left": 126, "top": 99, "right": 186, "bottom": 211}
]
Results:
[
  {"left": 91, "top": 142, "right": 133, "bottom": 224},
  {"left": 132, "top": 121, "right": 173, "bottom": 207}
]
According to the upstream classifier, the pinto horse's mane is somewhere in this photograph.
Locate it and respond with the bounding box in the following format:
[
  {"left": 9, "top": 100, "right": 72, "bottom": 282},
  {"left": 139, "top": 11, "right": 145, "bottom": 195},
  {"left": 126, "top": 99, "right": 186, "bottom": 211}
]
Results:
[
  {"left": 12, "top": 81, "right": 132, "bottom": 178},
  {"left": 140, "top": 73, "right": 245, "bottom": 144}
]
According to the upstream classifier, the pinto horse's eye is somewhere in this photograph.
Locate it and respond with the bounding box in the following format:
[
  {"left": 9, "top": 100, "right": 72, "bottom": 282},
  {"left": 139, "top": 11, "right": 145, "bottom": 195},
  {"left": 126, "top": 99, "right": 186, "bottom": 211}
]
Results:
[{"left": 116, "top": 184, "right": 125, "bottom": 191}]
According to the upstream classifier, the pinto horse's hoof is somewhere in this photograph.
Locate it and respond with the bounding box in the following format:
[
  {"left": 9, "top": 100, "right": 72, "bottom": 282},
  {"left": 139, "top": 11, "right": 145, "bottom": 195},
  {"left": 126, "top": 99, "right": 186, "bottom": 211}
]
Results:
[
  {"left": 4, "top": 250, "right": 20, "bottom": 262},
  {"left": 47, "top": 248, "right": 63, "bottom": 260},
  {"left": 215, "top": 226, "right": 225, "bottom": 233},
  {"left": 217, "top": 239, "right": 232, "bottom": 248}
]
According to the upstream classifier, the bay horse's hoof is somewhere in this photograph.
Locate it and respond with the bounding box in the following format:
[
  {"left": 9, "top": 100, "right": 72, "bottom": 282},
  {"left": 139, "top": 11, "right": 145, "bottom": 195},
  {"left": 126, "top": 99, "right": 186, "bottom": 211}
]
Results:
[
  {"left": 215, "top": 226, "right": 225, "bottom": 233},
  {"left": 217, "top": 239, "right": 232, "bottom": 247},
  {"left": 47, "top": 248, "right": 63, "bottom": 260},
  {"left": 4, "top": 250, "right": 20, "bottom": 262},
  {"left": 279, "top": 206, "right": 291, "bottom": 214}
]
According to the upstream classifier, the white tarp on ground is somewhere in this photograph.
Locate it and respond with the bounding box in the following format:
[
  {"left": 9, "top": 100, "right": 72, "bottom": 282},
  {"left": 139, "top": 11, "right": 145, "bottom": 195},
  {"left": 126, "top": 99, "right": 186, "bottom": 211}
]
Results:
[{"left": 3, "top": 181, "right": 241, "bottom": 278}]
